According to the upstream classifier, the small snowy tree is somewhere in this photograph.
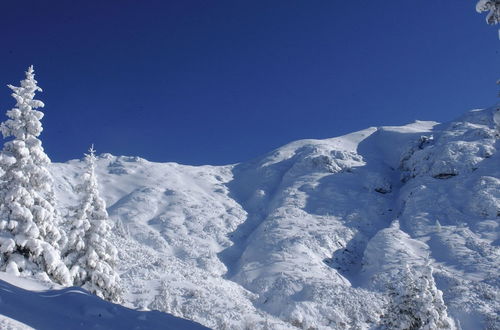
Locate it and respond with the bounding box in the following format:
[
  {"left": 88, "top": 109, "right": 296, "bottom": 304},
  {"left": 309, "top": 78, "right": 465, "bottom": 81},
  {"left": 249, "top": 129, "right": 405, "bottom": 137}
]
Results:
[
  {"left": 381, "top": 264, "right": 454, "bottom": 330},
  {"left": 0, "top": 66, "right": 70, "bottom": 285},
  {"left": 65, "top": 146, "right": 121, "bottom": 302},
  {"left": 477, "top": 0, "right": 500, "bottom": 25}
]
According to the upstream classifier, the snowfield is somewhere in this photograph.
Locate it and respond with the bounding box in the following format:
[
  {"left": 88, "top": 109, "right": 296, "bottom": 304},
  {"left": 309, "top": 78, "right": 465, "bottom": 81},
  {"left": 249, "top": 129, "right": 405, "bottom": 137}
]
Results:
[{"left": 1, "top": 106, "right": 498, "bottom": 329}]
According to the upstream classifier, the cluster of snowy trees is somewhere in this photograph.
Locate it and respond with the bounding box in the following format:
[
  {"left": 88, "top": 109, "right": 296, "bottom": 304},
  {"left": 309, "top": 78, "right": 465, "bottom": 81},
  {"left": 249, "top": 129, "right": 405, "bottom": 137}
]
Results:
[{"left": 0, "top": 66, "right": 121, "bottom": 302}]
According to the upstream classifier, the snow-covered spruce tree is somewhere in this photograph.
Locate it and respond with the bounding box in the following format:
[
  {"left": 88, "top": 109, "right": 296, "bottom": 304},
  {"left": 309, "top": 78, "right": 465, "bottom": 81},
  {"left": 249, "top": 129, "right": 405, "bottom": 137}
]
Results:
[
  {"left": 381, "top": 264, "right": 453, "bottom": 330},
  {"left": 477, "top": 0, "right": 500, "bottom": 25},
  {"left": 65, "top": 145, "right": 121, "bottom": 302},
  {"left": 0, "top": 66, "right": 70, "bottom": 285}
]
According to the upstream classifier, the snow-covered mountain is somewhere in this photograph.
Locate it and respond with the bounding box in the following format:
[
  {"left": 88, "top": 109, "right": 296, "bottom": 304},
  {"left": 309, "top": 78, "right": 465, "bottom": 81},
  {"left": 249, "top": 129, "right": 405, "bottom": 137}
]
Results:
[{"left": 5, "top": 106, "right": 497, "bottom": 329}]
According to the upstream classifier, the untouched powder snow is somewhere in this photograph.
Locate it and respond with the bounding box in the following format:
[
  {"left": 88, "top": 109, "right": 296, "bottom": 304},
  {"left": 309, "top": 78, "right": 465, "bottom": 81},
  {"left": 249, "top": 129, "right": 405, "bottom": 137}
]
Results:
[
  {"left": 0, "top": 273, "right": 208, "bottom": 329},
  {"left": 1, "top": 106, "right": 498, "bottom": 329}
]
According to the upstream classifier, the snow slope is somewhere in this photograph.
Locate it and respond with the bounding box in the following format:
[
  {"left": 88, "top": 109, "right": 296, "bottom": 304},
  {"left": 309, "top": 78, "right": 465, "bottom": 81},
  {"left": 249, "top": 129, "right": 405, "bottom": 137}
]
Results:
[
  {"left": 0, "top": 273, "right": 208, "bottom": 329},
  {"left": 3, "top": 106, "right": 497, "bottom": 329}
]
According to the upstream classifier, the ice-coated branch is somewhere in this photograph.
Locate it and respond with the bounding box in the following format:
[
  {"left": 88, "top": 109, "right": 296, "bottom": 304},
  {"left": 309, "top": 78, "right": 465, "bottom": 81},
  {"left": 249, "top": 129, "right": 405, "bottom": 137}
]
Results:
[{"left": 477, "top": 0, "right": 500, "bottom": 25}]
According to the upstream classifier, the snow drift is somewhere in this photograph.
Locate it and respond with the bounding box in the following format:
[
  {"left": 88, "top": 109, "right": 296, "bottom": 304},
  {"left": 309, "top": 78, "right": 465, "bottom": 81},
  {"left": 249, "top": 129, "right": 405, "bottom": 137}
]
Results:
[{"left": 0, "top": 273, "right": 208, "bottom": 329}]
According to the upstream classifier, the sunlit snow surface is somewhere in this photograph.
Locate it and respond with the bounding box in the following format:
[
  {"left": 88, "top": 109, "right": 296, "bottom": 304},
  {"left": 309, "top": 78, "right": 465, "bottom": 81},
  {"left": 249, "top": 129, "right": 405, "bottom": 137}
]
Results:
[{"left": 2, "top": 107, "right": 498, "bottom": 329}]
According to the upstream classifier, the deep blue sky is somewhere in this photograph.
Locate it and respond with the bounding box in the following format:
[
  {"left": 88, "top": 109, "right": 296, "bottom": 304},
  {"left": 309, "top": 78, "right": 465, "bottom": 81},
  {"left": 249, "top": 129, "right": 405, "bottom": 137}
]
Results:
[{"left": 0, "top": 1, "right": 498, "bottom": 165}]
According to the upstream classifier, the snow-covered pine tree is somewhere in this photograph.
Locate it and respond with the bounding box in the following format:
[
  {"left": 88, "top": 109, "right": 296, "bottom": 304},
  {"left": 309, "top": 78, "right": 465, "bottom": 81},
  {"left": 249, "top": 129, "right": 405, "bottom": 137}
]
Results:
[
  {"left": 476, "top": 0, "right": 500, "bottom": 25},
  {"left": 381, "top": 264, "right": 454, "bottom": 330},
  {"left": 0, "top": 66, "right": 71, "bottom": 285},
  {"left": 66, "top": 145, "right": 121, "bottom": 302}
]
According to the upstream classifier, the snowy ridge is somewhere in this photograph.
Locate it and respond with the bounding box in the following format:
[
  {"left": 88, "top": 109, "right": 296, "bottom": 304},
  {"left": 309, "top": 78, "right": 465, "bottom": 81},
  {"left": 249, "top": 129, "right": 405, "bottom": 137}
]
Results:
[{"left": 26, "top": 106, "right": 497, "bottom": 329}]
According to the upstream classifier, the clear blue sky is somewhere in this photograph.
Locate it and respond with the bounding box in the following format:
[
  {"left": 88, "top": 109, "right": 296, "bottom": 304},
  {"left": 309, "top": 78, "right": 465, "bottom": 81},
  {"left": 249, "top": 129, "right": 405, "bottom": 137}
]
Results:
[{"left": 0, "top": 1, "right": 498, "bottom": 165}]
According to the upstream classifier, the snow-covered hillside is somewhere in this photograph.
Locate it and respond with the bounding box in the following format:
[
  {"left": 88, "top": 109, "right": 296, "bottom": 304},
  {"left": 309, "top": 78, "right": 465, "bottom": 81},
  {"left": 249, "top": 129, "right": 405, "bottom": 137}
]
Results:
[{"left": 8, "top": 106, "right": 495, "bottom": 329}]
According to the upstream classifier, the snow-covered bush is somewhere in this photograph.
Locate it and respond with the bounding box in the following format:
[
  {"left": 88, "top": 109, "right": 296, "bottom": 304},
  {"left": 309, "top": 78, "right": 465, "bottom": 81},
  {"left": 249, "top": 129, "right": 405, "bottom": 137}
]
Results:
[
  {"left": 0, "top": 66, "right": 70, "bottom": 285},
  {"left": 469, "top": 176, "right": 500, "bottom": 218},
  {"left": 65, "top": 146, "right": 121, "bottom": 302}
]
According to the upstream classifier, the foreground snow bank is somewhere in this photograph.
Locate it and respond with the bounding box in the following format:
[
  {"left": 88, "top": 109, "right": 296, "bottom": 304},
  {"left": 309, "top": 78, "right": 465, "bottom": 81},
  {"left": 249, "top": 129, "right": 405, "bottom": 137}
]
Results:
[{"left": 0, "top": 273, "right": 208, "bottom": 330}]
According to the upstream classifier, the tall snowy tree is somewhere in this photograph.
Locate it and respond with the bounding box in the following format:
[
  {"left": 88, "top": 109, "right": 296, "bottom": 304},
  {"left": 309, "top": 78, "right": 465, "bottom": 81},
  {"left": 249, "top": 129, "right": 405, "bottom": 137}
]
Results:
[
  {"left": 65, "top": 145, "right": 121, "bottom": 302},
  {"left": 381, "top": 264, "right": 454, "bottom": 330},
  {"left": 476, "top": 0, "right": 500, "bottom": 25},
  {"left": 0, "top": 66, "right": 71, "bottom": 285}
]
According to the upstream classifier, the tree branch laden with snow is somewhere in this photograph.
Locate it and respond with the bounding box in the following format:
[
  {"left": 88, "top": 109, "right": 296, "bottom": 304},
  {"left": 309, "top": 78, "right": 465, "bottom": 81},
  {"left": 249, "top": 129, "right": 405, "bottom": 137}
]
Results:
[{"left": 477, "top": 0, "right": 500, "bottom": 25}]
